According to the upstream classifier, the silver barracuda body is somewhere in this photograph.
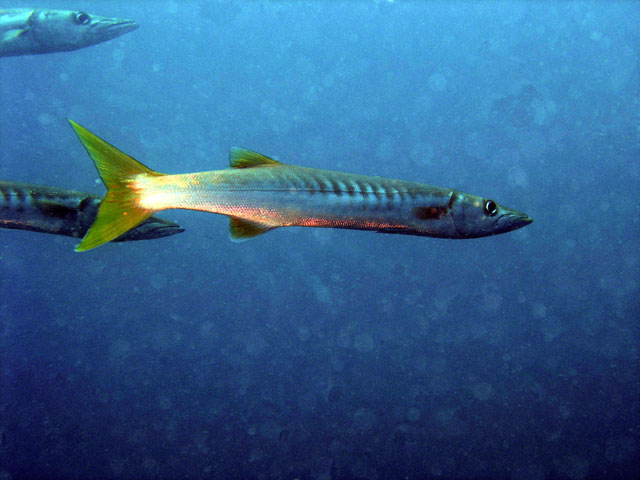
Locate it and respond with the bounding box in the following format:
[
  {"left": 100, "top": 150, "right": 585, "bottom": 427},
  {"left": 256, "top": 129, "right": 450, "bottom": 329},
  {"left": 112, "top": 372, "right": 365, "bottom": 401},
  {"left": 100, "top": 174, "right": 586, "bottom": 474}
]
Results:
[{"left": 68, "top": 121, "right": 532, "bottom": 251}]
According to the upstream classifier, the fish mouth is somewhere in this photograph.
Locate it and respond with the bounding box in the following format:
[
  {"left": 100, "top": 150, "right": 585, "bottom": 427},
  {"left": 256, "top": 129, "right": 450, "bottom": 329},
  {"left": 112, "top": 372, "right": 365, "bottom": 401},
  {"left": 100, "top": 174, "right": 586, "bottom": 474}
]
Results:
[
  {"left": 142, "top": 221, "right": 185, "bottom": 239},
  {"left": 116, "top": 218, "right": 184, "bottom": 241},
  {"left": 93, "top": 18, "right": 139, "bottom": 42},
  {"left": 516, "top": 213, "right": 533, "bottom": 225},
  {"left": 504, "top": 211, "right": 533, "bottom": 232},
  {"left": 105, "top": 19, "right": 139, "bottom": 36}
]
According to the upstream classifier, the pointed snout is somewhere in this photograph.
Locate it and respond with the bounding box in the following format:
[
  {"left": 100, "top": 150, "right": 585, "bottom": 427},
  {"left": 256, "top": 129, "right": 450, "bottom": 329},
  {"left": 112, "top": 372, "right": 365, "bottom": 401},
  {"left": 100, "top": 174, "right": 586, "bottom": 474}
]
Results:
[
  {"left": 516, "top": 212, "right": 533, "bottom": 225},
  {"left": 504, "top": 210, "right": 533, "bottom": 233},
  {"left": 100, "top": 18, "right": 139, "bottom": 40}
]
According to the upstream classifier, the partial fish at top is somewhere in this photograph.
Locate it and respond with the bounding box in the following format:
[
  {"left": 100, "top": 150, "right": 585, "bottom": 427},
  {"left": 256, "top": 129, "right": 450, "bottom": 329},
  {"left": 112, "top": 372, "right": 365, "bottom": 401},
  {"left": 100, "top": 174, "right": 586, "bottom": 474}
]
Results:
[
  {"left": 68, "top": 120, "right": 533, "bottom": 252},
  {"left": 0, "top": 9, "right": 137, "bottom": 56}
]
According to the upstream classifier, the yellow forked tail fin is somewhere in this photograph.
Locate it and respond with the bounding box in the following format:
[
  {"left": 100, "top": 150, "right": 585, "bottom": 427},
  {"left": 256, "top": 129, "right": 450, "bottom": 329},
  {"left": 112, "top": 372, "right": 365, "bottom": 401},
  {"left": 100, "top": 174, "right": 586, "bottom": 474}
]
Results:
[{"left": 68, "top": 120, "right": 162, "bottom": 252}]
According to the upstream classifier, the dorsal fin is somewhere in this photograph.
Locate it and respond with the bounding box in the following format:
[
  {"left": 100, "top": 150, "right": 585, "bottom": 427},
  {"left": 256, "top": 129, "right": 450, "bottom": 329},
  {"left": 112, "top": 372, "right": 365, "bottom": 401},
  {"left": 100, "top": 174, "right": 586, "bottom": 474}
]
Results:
[{"left": 229, "top": 147, "right": 283, "bottom": 169}]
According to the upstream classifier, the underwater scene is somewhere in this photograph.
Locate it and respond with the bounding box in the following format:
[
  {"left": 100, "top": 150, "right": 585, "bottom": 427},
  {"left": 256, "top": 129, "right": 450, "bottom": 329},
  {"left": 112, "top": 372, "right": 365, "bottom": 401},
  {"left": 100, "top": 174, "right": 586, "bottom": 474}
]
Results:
[{"left": 0, "top": 1, "right": 638, "bottom": 479}]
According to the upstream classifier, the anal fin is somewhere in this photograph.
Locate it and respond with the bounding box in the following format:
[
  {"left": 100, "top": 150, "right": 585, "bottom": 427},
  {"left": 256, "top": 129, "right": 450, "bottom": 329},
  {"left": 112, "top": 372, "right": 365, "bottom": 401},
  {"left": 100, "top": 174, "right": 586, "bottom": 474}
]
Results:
[{"left": 229, "top": 217, "right": 275, "bottom": 242}]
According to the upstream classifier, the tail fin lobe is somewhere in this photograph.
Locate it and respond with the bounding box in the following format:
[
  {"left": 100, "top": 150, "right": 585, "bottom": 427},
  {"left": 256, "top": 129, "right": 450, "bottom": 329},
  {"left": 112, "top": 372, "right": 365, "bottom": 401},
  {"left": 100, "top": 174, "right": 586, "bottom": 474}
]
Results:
[{"left": 69, "top": 120, "right": 161, "bottom": 251}]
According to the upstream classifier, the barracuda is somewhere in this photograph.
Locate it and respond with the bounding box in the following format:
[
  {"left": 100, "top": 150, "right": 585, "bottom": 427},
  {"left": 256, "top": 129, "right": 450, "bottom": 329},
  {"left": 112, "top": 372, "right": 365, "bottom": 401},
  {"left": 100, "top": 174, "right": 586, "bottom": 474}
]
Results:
[
  {"left": 0, "top": 9, "right": 137, "bottom": 57},
  {"left": 69, "top": 120, "right": 532, "bottom": 252},
  {"left": 0, "top": 180, "right": 183, "bottom": 241}
]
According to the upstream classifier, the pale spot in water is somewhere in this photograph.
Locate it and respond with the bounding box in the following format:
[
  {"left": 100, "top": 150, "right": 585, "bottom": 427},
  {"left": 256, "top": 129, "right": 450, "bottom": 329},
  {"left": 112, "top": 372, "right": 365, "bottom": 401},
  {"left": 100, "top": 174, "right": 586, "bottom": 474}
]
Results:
[
  {"left": 331, "top": 353, "right": 345, "bottom": 372},
  {"left": 200, "top": 321, "right": 216, "bottom": 338},
  {"left": 434, "top": 407, "right": 463, "bottom": 436},
  {"left": 259, "top": 420, "right": 281, "bottom": 440},
  {"left": 109, "top": 457, "right": 126, "bottom": 476},
  {"left": 559, "top": 455, "right": 590, "bottom": 480},
  {"left": 518, "top": 129, "right": 547, "bottom": 159},
  {"left": 472, "top": 382, "right": 493, "bottom": 401},
  {"left": 37, "top": 113, "right": 54, "bottom": 125},
  {"left": 507, "top": 166, "right": 529, "bottom": 188},
  {"left": 410, "top": 142, "right": 435, "bottom": 166},
  {"left": 109, "top": 339, "right": 131, "bottom": 361},
  {"left": 337, "top": 327, "right": 351, "bottom": 348},
  {"left": 509, "top": 463, "right": 546, "bottom": 480},
  {"left": 480, "top": 283, "right": 503, "bottom": 313},
  {"left": 407, "top": 407, "right": 421, "bottom": 422},
  {"left": 464, "top": 131, "right": 489, "bottom": 160},
  {"left": 428, "top": 72, "right": 447, "bottom": 92},
  {"left": 245, "top": 332, "right": 268, "bottom": 356},
  {"left": 166, "top": 1, "right": 179, "bottom": 14},
  {"left": 150, "top": 274, "right": 167, "bottom": 289},
  {"left": 605, "top": 435, "right": 639, "bottom": 464},
  {"left": 531, "top": 302, "right": 547, "bottom": 319},
  {"left": 309, "top": 275, "right": 332, "bottom": 304},
  {"left": 157, "top": 393, "right": 173, "bottom": 410},
  {"left": 297, "top": 326, "right": 311, "bottom": 341},
  {"left": 353, "top": 332, "right": 374, "bottom": 353},
  {"left": 112, "top": 48, "right": 125, "bottom": 63},
  {"left": 249, "top": 448, "right": 264, "bottom": 463},
  {"left": 539, "top": 315, "right": 563, "bottom": 342},
  {"left": 375, "top": 135, "right": 395, "bottom": 160},
  {"left": 353, "top": 408, "right": 376, "bottom": 432}
]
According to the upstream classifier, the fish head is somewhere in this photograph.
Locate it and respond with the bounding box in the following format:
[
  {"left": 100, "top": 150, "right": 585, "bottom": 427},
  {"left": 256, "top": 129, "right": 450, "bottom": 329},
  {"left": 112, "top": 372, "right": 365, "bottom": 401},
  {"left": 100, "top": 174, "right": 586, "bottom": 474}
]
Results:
[
  {"left": 449, "top": 191, "right": 532, "bottom": 238},
  {"left": 32, "top": 10, "right": 138, "bottom": 52},
  {"left": 116, "top": 217, "right": 185, "bottom": 241}
]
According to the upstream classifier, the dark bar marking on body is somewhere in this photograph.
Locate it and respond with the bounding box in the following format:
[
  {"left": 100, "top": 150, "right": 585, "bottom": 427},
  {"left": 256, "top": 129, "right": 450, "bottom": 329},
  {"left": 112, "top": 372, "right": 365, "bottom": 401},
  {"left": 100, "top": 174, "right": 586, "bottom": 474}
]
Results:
[
  {"left": 355, "top": 180, "right": 368, "bottom": 197},
  {"left": 329, "top": 178, "right": 343, "bottom": 196}
]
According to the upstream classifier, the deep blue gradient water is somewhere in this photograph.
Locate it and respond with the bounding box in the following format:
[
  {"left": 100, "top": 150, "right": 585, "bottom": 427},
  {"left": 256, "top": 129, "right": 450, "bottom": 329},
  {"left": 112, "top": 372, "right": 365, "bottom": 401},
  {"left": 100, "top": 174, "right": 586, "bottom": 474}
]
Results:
[{"left": 1, "top": 1, "right": 639, "bottom": 479}]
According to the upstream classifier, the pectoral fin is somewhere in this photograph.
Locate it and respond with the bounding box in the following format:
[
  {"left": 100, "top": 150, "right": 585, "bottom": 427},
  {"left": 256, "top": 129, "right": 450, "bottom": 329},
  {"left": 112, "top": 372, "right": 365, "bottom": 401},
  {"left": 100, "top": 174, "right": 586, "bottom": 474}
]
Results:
[
  {"left": 2, "top": 29, "right": 27, "bottom": 42},
  {"left": 229, "top": 216, "right": 275, "bottom": 242}
]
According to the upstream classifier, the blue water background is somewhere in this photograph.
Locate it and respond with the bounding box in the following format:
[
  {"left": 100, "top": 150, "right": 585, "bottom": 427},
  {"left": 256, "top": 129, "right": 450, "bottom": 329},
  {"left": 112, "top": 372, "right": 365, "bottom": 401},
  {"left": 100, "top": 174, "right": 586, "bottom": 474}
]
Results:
[{"left": 1, "top": 1, "right": 638, "bottom": 479}]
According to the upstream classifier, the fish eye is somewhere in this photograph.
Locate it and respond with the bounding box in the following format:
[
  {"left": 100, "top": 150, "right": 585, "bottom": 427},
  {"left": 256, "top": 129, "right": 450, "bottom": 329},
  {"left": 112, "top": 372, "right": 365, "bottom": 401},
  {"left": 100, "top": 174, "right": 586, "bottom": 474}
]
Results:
[
  {"left": 484, "top": 199, "right": 498, "bottom": 216},
  {"left": 73, "top": 12, "right": 91, "bottom": 25}
]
